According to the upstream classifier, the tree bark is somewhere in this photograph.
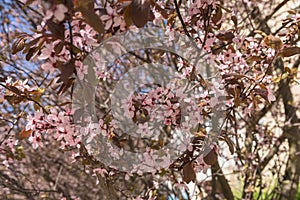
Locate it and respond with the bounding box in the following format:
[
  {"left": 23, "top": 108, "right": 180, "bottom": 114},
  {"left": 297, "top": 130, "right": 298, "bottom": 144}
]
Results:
[
  {"left": 211, "top": 161, "right": 234, "bottom": 200},
  {"left": 278, "top": 57, "right": 300, "bottom": 200}
]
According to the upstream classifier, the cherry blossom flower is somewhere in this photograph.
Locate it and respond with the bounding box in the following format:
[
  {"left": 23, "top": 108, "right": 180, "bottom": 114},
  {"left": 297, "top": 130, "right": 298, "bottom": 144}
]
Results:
[
  {"left": 188, "top": 5, "right": 200, "bottom": 16},
  {"left": 98, "top": 119, "right": 108, "bottom": 137},
  {"left": 44, "top": 4, "right": 68, "bottom": 22},
  {"left": 267, "top": 86, "right": 276, "bottom": 102},
  {"left": 39, "top": 42, "right": 61, "bottom": 74},
  {"left": 28, "top": 132, "right": 43, "bottom": 149},
  {"left": 266, "top": 47, "right": 276, "bottom": 58},
  {"left": 137, "top": 123, "right": 153, "bottom": 138},
  {"left": 203, "top": 33, "right": 216, "bottom": 51},
  {"left": 121, "top": 96, "right": 135, "bottom": 119},
  {"left": 108, "top": 144, "right": 123, "bottom": 160},
  {"left": 76, "top": 62, "right": 88, "bottom": 80},
  {"left": 152, "top": 9, "right": 163, "bottom": 25},
  {"left": 93, "top": 167, "right": 108, "bottom": 179},
  {"left": 25, "top": 109, "right": 44, "bottom": 131},
  {"left": 223, "top": 49, "right": 235, "bottom": 63},
  {"left": 5, "top": 77, "right": 12, "bottom": 85},
  {"left": 41, "top": 62, "right": 56, "bottom": 75},
  {"left": 181, "top": 66, "right": 193, "bottom": 78},
  {"left": 100, "top": 6, "right": 125, "bottom": 31},
  {"left": 71, "top": 151, "right": 80, "bottom": 163},
  {"left": 163, "top": 100, "right": 180, "bottom": 118},
  {"left": 233, "top": 34, "right": 245, "bottom": 48},
  {"left": 165, "top": 26, "right": 175, "bottom": 41},
  {"left": 80, "top": 25, "right": 98, "bottom": 47},
  {"left": 163, "top": 118, "right": 172, "bottom": 125}
]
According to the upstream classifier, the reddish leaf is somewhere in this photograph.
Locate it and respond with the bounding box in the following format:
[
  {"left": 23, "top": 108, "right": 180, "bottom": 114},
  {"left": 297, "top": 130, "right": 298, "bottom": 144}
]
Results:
[
  {"left": 279, "top": 46, "right": 300, "bottom": 57},
  {"left": 78, "top": 7, "right": 104, "bottom": 34},
  {"left": 46, "top": 20, "right": 65, "bottom": 39},
  {"left": 231, "top": 15, "right": 238, "bottom": 28},
  {"left": 5, "top": 95, "right": 24, "bottom": 105},
  {"left": 182, "top": 162, "right": 196, "bottom": 183},
  {"left": 75, "top": 0, "right": 103, "bottom": 34},
  {"left": 75, "top": 0, "right": 94, "bottom": 10},
  {"left": 130, "top": 0, "right": 151, "bottom": 27},
  {"left": 254, "top": 84, "right": 271, "bottom": 101},
  {"left": 123, "top": 6, "right": 133, "bottom": 27},
  {"left": 216, "top": 31, "right": 234, "bottom": 41},
  {"left": 247, "top": 55, "right": 263, "bottom": 62},
  {"left": 151, "top": 0, "right": 168, "bottom": 19},
  {"left": 264, "top": 35, "right": 283, "bottom": 51},
  {"left": 11, "top": 38, "right": 26, "bottom": 54},
  {"left": 58, "top": 101, "right": 72, "bottom": 106},
  {"left": 25, "top": 47, "right": 37, "bottom": 61},
  {"left": 19, "top": 129, "right": 32, "bottom": 139},
  {"left": 203, "top": 149, "right": 218, "bottom": 165},
  {"left": 224, "top": 137, "right": 235, "bottom": 154},
  {"left": 22, "top": 36, "right": 42, "bottom": 54},
  {"left": 57, "top": 77, "right": 75, "bottom": 95},
  {"left": 59, "top": 59, "right": 75, "bottom": 84},
  {"left": 54, "top": 41, "right": 64, "bottom": 54},
  {"left": 212, "top": 6, "right": 222, "bottom": 24},
  {"left": 8, "top": 86, "right": 22, "bottom": 95}
]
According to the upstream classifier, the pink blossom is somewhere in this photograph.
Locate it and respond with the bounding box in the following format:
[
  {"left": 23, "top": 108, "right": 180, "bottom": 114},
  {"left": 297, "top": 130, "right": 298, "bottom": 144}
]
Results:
[
  {"left": 233, "top": 34, "right": 245, "bottom": 48},
  {"left": 93, "top": 167, "right": 108, "bottom": 178},
  {"left": 152, "top": 9, "right": 163, "bottom": 25},
  {"left": 5, "top": 77, "right": 12, "bottom": 85},
  {"left": 71, "top": 151, "right": 80, "bottom": 163},
  {"left": 26, "top": 109, "right": 44, "bottom": 131},
  {"left": 267, "top": 86, "right": 276, "bottom": 102},
  {"left": 44, "top": 4, "right": 68, "bottom": 22},
  {"left": 39, "top": 44, "right": 54, "bottom": 60},
  {"left": 28, "top": 132, "right": 43, "bottom": 149},
  {"left": 189, "top": 6, "right": 200, "bottom": 16},
  {"left": 223, "top": 49, "right": 235, "bottom": 63},
  {"left": 54, "top": 4, "right": 68, "bottom": 21},
  {"left": 266, "top": 48, "right": 276, "bottom": 58},
  {"left": 39, "top": 42, "right": 58, "bottom": 74},
  {"left": 98, "top": 119, "right": 108, "bottom": 136},
  {"left": 163, "top": 100, "right": 180, "bottom": 117},
  {"left": 76, "top": 62, "right": 88, "bottom": 80},
  {"left": 137, "top": 123, "right": 153, "bottom": 137},
  {"left": 165, "top": 26, "right": 175, "bottom": 41},
  {"left": 164, "top": 118, "right": 172, "bottom": 125},
  {"left": 100, "top": 6, "right": 125, "bottom": 31},
  {"left": 41, "top": 62, "right": 55, "bottom": 75},
  {"left": 79, "top": 25, "right": 98, "bottom": 47},
  {"left": 121, "top": 97, "right": 135, "bottom": 119},
  {"left": 108, "top": 145, "right": 123, "bottom": 160},
  {"left": 203, "top": 33, "right": 216, "bottom": 51}
]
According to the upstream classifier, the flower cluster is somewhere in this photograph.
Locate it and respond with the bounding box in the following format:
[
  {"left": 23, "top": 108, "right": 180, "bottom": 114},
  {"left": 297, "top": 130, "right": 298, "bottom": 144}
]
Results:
[{"left": 26, "top": 108, "right": 80, "bottom": 149}]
